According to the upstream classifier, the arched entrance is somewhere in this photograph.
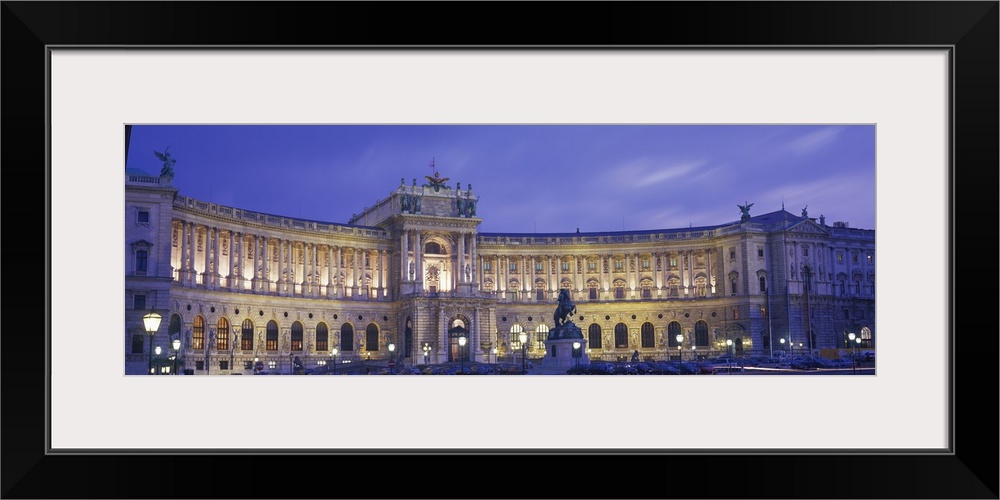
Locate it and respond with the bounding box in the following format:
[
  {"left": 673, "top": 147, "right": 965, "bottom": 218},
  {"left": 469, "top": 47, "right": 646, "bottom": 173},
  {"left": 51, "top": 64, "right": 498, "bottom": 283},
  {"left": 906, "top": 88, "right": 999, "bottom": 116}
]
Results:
[{"left": 448, "top": 317, "right": 470, "bottom": 362}]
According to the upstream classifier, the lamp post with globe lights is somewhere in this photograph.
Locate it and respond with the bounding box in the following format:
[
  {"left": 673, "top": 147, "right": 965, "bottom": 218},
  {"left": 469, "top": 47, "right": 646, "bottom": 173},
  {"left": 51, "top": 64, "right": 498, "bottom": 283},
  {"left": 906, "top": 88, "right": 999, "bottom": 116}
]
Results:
[
  {"left": 154, "top": 345, "right": 162, "bottom": 374},
  {"left": 388, "top": 343, "right": 396, "bottom": 374},
  {"left": 458, "top": 336, "right": 466, "bottom": 374},
  {"left": 675, "top": 333, "right": 684, "bottom": 361},
  {"left": 142, "top": 310, "right": 162, "bottom": 375},
  {"left": 171, "top": 338, "right": 181, "bottom": 375},
  {"left": 518, "top": 332, "right": 528, "bottom": 374}
]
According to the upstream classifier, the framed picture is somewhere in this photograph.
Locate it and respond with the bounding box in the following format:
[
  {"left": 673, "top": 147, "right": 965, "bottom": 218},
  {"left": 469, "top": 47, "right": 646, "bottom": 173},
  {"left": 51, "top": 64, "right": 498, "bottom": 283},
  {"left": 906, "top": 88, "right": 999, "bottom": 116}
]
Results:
[{"left": 7, "top": 2, "right": 996, "bottom": 498}]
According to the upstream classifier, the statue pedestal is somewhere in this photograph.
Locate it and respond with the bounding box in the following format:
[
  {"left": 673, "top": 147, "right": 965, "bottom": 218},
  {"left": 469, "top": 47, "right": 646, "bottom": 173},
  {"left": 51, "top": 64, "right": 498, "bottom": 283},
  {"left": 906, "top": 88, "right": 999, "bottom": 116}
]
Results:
[{"left": 540, "top": 322, "right": 589, "bottom": 371}]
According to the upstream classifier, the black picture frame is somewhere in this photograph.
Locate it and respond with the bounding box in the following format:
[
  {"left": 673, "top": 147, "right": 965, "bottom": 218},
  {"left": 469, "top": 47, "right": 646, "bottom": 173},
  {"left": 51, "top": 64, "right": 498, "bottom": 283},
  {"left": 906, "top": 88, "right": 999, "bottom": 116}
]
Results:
[{"left": 3, "top": 2, "right": 997, "bottom": 498}]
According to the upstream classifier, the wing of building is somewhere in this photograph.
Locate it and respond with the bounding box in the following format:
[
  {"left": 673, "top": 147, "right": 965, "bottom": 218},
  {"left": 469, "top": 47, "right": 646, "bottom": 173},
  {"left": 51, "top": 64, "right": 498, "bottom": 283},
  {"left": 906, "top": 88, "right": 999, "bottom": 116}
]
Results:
[{"left": 125, "top": 170, "right": 876, "bottom": 375}]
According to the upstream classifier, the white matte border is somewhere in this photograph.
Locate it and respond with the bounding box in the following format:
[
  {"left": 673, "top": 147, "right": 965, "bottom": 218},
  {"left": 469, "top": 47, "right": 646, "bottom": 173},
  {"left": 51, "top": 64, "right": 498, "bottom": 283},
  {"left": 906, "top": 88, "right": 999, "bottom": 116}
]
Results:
[{"left": 50, "top": 50, "right": 948, "bottom": 451}]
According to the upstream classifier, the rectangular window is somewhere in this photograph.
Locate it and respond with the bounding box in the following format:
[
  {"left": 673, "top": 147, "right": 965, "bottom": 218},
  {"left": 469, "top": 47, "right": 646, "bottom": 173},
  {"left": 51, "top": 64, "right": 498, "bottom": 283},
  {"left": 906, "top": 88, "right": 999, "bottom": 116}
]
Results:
[
  {"left": 316, "top": 338, "right": 328, "bottom": 352},
  {"left": 589, "top": 287, "right": 598, "bottom": 300},
  {"left": 588, "top": 261, "right": 596, "bottom": 271},
  {"left": 730, "top": 251, "right": 736, "bottom": 260},
  {"left": 366, "top": 331, "right": 379, "bottom": 351},
  {"left": 758, "top": 247, "right": 764, "bottom": 258},
  {"left": 803, "top": 246, "right": 809, "bottom": 256},
  {"left": 536, "top": 289, "right": 545, "bottom": 301},
  {"left": 562, "top": 262, "right": 570, "bottom": 272},
  {"left": 837, "top": 252, "right": 844, "bottom": 263},
  {"left": 641, "top": 288, "right": 652, "bottom": 299},
  {"left": 242, "top": 331, "right": 253, "bottom": 350},
  {"left": 614, "top": 260, "right": 623, "bottom": 271},
  {"left": 137, "top": 210, "right": 149, "bottom": 224},
  {"left": 195, "top": 361, "right": 205, "bottom": 371},
  {"left": 614, "top": 287, "right": 624, "bottom": 299},
  {"left": 641, "top": 259, "right": 650, "bottom": 270},
  {"left": 509, "top": 263, "right": 517, "bottom": 272},
  {"left": 132, "top": 334, "right": 145, "bottom": 354},
  {"left": 220, "top": 360, "right": 229, "bottom": 370},
  {"left": 853, "top": 253, "right": 859, "bottom": 263},
  {"left": 535, "top": 262, "right": 543, "bottom": 272},
  {"left": 484, "top": 262, "right": 491, "bottom": 271},
  {"left": 135, "top": 250, "right": 148, "bottom": 275},
  {"left": 133, "top": 294, "right": 146, "bottom": 310},
  {"left": 867, "top": 253, "right": 873, "bottom": 263},
  {"left": 244, "top": 360, "right": 254, "bottom": 370},
  {"left": 669, "top": 256, "right": 678, "bottom": 268},
  {"left": 266, "top": 335, "right": 278, "bottom": 351}
]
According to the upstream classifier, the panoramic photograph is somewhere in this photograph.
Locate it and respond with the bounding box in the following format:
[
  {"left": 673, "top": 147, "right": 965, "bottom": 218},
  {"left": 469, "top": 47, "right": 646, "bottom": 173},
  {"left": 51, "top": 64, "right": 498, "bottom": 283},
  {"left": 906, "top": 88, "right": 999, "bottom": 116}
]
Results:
[{"left": 124, "top": 124, "right": 876, "bottom": 376}]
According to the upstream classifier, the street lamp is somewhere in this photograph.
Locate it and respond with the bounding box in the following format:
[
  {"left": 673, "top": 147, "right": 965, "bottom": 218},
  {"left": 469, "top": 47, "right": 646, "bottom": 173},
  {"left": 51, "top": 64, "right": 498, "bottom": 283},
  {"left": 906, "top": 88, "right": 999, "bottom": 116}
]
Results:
[
  {"left": 388, "top": 343, "right": 396, "bottom": 374},
  {"left": 675, "top": 333, "right": 684, "bottom": 362},
  {"left": 518, "top": 332, "right": 528, "bottom": 374},
  {"left": 331, "top": 348, "right": 338, "bottom": 375},
  {"left": 422, "top": 343, "right": 430, "bottom": 366},
  {"left": 289, "top": 353, "right": 294, "bottom": 375},
  {"left": 492, "top": 346, "right": 498, "bottom": 366},
  {"left": 142, "top": 310, "right": 162, "bottom": 375},
  {"left": 172, "top": 338, "right": 181, "bottom": 375},
  {"left": 154, "top": 345, "right": 162, "bottom": 374},
  {"left": 848, "top": 332, "right": 857, "bottom": 374},
  {"left": 572, "top": 341, "right": 582, "bottom": 369},
  {"left": 726, "top": 339, "right": 733, "bottom": 374},
  {"left": 855, "top": 336, "right": 863, "bottom": 373},
  {"left": 253, "top": 356, "right": 260, "bottom": 375},
  {"left": 458, "top": 336, "right": 466, "bottom": 374}
]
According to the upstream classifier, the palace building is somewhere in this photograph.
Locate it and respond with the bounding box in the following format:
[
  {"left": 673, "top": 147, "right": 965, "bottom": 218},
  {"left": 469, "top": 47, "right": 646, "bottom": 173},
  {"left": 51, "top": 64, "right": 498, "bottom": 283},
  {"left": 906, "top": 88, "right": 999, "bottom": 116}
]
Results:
[{"left": 125, "top": 169, "right": 876, "bottom": 375}]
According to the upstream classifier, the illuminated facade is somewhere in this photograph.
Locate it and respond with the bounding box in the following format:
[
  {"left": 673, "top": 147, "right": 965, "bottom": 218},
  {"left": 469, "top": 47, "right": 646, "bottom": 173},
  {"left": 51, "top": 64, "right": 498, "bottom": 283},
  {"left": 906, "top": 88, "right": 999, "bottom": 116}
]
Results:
[{"left": 125, "top": 171, "right": 876, "bottom": 375}]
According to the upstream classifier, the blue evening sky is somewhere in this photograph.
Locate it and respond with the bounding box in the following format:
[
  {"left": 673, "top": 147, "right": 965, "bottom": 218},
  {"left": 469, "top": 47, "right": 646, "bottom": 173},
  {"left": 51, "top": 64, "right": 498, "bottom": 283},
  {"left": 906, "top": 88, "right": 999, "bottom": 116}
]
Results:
[{"left": 125, "top": 125, "right": 875, "bottom": 233}]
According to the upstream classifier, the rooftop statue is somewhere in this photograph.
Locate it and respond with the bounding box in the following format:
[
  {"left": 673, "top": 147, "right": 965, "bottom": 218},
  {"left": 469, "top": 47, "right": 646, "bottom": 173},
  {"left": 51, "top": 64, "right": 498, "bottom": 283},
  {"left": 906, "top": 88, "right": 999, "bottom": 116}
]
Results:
[
  {"left": 738, "top": 201, "right": 754, "bottom": 223},
  {"left": 801, "top": 205, "right": 809, "bottom": 217},
  {"left": 154, "top": 147, "right": 176, "bottom": 178},
  {"left": 423, "top": 170, "right": 450, "bottom": 192}
]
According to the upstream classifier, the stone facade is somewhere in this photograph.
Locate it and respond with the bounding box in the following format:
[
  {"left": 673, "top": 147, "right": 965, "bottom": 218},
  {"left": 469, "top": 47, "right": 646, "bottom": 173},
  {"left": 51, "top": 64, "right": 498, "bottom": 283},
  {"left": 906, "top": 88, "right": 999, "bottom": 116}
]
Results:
[{"left": 125, "top": 171, "right": 876, "bottom": 375}]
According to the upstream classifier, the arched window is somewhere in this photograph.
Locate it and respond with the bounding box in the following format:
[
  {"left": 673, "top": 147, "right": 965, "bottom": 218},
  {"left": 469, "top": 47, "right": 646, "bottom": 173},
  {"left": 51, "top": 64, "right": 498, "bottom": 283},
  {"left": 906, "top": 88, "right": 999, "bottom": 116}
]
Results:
[
  {"left": 614, "top": 323, "right": 628, "bottom": 348},
  {"left": 560, "top": 279, "right": 573, "bottom": 291},
  {"left": 241, "top": 319, "right": 253, "bottom": 350},
  {"left": 192, "top": 316, "right": 205, "bottom": 350},
  {"left": 316, "top": 323, "right": 329, "bottom": 352},
  {"left": 759, "top": 276, "right": 767, "bottom": 293},
  {"left": 425, "top": 242, "right": 444, "bottom": 254},
  {"left": 217, "top": 317, "right": 230, "bottom": 350},
  {"left": 291, "top": 322, "right": 303, "bottom": 351},
  {"left": 510, "top": 324, "right": 524, "bottom": 349},
  {"left": 587, "top": 279, "right": 600, "bottom": 300},
  {"left": 640, "top": 322, "right": 655, "bottom": 348},
  {"left": 613, "top": 279, "right": 626, "bottom": 300},
  {"left": 266, "top": 321, "right": 279, "bottom": 351},
  {"left": 366, "top": 323, "right": 379, "bottom": 351},
  {"left": 694, "top": 320, "right": 709, "bottom": 347},
  {"left": 588, "top": 323, "right": 602, "bottom": 349},
  {"left": 340, "top": 323, "right": 354, "bottom": 352},
  {"left": 640, "top": 278, "right": 653, "bottom": 299},
  {"left": 667, "top": 321, "right": 682, "bottom": 347},
  {"left": 536, "top": 324, "right": 549, "bottom": 347}
]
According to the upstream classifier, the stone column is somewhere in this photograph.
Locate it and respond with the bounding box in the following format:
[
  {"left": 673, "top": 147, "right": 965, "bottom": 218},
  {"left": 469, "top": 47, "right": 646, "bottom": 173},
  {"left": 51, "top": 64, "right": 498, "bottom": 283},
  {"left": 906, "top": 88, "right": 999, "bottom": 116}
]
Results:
[
  {"left": 378, "top": 249, "right": 385, "bottom": 299},
  {"left": 706, "top": 248, "right": 713, "bottom": 296},
  {"left": 335, "top": 246, "right": 342, "bottom": 297},
  {"left": 278, "top": 239, "right": 286, "bottom": 295},
  {"left": 555, "top": 254, "right": 561, "bottom": 295},
  {"left": 414, "top": 231, "right": 423, "bottom": 290},
  {"left": 327, "top": 245, "right": 335, "bottom": 298},
  {"left": 235, "top": 232, "right": 244, "bottom": 291},
  {"left": 352, "top": 247, "right": 360, "bottom": 298},
  {"left": 212, "top": 227, "right": 221, "bottom": 289},
  {"left": 599, "top": 253, "right": 606, "bottom": 297},
  {"left": 470, "top": 234, "right": 477, "bottom": 287},
  {"left": 201, "top": 226, "right": 211, "bottom": 287},
  {"left": 458, "top": 232, "right": 465, "bottom": 285},
  {"left": 400, "top": 230, "right": 409, "bottom": 285}
]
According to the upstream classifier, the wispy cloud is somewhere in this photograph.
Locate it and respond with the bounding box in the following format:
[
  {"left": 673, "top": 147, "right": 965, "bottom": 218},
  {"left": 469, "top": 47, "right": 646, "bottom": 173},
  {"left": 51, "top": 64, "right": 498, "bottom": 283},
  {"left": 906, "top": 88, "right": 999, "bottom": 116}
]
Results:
[
  {"left": 602, "top": 158, "right": 707, "bottom": 189},
  {"left": 786, "top": 127, "right": 843, "bottom": 154}
]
